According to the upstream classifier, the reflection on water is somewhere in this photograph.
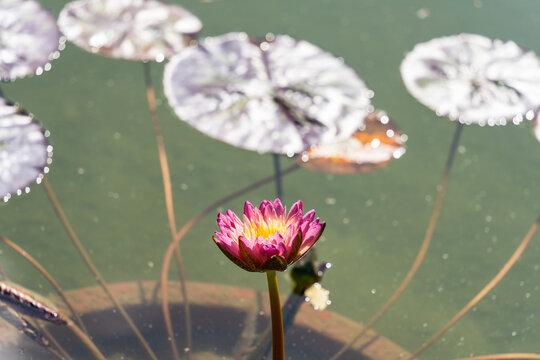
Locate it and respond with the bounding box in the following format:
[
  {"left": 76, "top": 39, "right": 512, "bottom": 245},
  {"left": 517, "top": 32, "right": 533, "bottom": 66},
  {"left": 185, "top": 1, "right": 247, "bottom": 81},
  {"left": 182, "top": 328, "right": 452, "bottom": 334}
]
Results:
[{"left": 1, "top": 0, "right": 540, "bottom": 359}]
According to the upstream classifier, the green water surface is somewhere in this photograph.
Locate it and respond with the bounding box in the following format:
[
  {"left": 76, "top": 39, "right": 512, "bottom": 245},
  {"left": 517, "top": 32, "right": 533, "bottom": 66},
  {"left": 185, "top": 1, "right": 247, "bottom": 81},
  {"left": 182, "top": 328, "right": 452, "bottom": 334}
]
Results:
[{"left": 2, "top": 0, "right": 540, "bottom": 359}]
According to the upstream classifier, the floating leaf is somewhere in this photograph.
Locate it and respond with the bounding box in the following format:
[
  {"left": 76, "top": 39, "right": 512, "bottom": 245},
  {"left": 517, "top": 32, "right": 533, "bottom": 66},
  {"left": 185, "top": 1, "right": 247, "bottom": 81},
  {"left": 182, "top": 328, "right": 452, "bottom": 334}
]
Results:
[
  {"left": 401, "top": 33, "right": 540, "bottom": 125},
  {"left": 0, "top": 0, "right": 62, "bottom": 81},
  {"left": 0, "top": 97, "right": 52, "bottom": 202},
  {"left": 58, "top": 0, "right": 202, "bottom": 62},
  {"left": 163, "top": 32, "right": 373, "bottom": 155},
  {"left": 297, "top": 110, "right": 406, "bottom": 174},
  {"left": 0, "top": 282, "right": 67, "bottom": 325}
]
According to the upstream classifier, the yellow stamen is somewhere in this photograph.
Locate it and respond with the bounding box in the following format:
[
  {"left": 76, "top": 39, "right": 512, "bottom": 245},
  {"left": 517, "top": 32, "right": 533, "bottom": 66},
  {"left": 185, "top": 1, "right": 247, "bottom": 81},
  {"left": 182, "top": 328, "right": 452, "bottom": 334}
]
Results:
[{"left": 245, "top": 220, "right": 285, "bottom": 240}]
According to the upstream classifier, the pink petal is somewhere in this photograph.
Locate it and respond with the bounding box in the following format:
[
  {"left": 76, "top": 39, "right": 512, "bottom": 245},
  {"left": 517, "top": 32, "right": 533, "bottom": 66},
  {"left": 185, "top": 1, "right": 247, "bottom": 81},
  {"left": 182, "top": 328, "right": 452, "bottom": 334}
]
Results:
[
  {"left": 217, "top": 214, "right": 234, "bottom": 233},
  {"left": 302, "top": 209, "right": 315, "bottom": 223},
  {"left": 214, "top": 237, "right": 254, "bottom": 272},
  {"left": 277, "top": 241, "right": 287, "bottom": 256},
  {"left": 300, "top": 209, "right": 316, "bottom": 235},
  {"left": 260, "top": 200, "right": 278, "bottom": 223},
  {"left": 238, "top": 236, "right": 260, "bottom": 271},
  {"left": 242, "top": 216, "right": 255, "bottom": 235},
  {"left": 285, "top": 231, "right": 303, "bottom": 263},
  {"left": 303, "top": 219, "right": 323, "bottom": 243},
  {"left": 298, "top": 221, "right": 325, "bottom": 257},
  {"left": 261, "top": 244, "right": 280, "bottom": 258},
  {"left": 239, "top": 235, "right": 255, "bottom": 250},
  {"left": 213, "top": 232, "right": 241, "bottom": 257},
  {"left": 243, "top": 201, "right": 256, "bottom": 220},
  {"left": 283, "top": 223, "right": 299, "bottom": 245},
  {"left": 244, "top": 201, "right": 264, "bottom": 228},
  {"left": 249, "top": 241, "right": 272, "bottom": 264},
  {"left": 225, "top": 209, "right": 243, "bottom": 229},
  {"left": 269, "top": 232, "right": 285, "bottom": 249},
  {"left": 218, "top": 211, "right": 243, "bottom": 234},
  {"left": 286, "top": 200, "right": 303, "bottom": 225},
  {"left": 273, "top": 198, "right": 285, "bottom": 217},
  {"left": 217, "top": 215, "right": 242, "bottom": 242}
]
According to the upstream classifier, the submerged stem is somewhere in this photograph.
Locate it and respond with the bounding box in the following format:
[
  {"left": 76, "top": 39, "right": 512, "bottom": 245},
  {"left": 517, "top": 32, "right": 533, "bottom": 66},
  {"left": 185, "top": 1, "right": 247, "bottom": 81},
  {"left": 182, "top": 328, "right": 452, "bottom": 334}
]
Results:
[
  {"left": 0, "top": 263, "right": 9, "bottom": 280},
  {"left": 266, "top": 271, "right": 284, "bottom": 360},
  {"left": 40, "top": 344, "right": 64, "bottom": 360},
  {"left": 330, "top": 122, "right": 464, "bottom": 360},
  {"left": 246, "top": 291, "right": 304, "bottom": 360},
  {"left": 37, "top": 323, "right": 74, "bottom": 360},
  {"left": 0, "top": 262, "right": 73, "bottom": 359},
  {"left": 67, "top": 320, "right": 107, "bottom": 360},
  {"left": 407, "top": 215, "right": 540, "bottom": 359},
  {"left": 1, "top": 236, "right": 87, "bottom": 333},
  {"left": 142, "top": 61, "right": 191, "bottom": 360},
  {"left": 42, "top": 176, "right": 158, "bottom": 360},
  {"left": 161, "top": 163, "right": 300, "bottom": 360}
]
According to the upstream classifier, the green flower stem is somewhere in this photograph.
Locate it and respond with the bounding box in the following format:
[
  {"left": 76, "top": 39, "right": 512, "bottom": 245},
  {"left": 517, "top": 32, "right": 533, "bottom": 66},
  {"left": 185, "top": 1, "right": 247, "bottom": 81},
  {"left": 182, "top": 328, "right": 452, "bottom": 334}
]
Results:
[
  {"left": 160, "top": 164, "right": 300, "bottom": 360},
  {"left": 266, "top": 271, "right": 284, "bottom": 360},
  {"left": 246, "top": 292, "right": 304, "bottom": 360}
]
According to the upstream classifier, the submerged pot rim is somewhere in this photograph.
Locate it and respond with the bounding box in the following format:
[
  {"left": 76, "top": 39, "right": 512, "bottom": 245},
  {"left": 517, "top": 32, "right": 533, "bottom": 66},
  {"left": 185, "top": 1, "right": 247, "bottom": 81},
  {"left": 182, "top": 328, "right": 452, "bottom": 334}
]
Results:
[{"left": 0, "top": 281, "right": 410, "bottom": 359}]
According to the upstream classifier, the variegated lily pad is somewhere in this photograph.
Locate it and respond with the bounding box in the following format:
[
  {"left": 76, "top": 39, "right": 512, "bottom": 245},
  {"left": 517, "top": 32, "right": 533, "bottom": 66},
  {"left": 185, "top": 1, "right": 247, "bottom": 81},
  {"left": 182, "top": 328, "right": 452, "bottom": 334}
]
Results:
[
  {"left": 58, "top": 0, "right": 202, "bottom": 62},
  {"left": 0, "top": 0, "right": 62, "bottom": 81},
  {"left": 401, "top": 33, "right": 540, "bottom": 126},
  {"left": 0, "top": 282, "right": 66, "bottom": 325},
  {"left": 163, "top": 32, "right": 373, "bottom": 155},
  {"left": 298, "top": 110, "right": 406, "bottom": 174},
  {"left": 0, "top": 97, "right": 52, "bottom": 202}
]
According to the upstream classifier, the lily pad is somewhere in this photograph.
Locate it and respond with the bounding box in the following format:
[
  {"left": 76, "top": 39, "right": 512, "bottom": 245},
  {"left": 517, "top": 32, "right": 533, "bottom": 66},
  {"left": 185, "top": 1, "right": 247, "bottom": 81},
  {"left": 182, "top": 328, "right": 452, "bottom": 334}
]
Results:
[
  {"left": 401, "top": 33, "right": 540, "bottom": 126},
  {"left": 58, "top": 0, "right": 202, "bottom": 62},
  {"left": 297, "top": 110, "right": 406, "bottom": 174},
  {"left": 0, "top": 97, "right": 52, "bottom": 202},
  {"left": 0, "top": 0, "right": 62, "bottom": 81},
  {"left": 163, "top": 32, "right": 373, "bottom": 155}
]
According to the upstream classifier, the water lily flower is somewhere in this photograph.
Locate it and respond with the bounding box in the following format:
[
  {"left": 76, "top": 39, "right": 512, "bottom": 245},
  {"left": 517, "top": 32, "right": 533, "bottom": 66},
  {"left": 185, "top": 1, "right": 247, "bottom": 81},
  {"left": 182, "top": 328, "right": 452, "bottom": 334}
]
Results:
[
  {"left": 214, "top": 199, "right": 325, "bottom": 360},
  {"left": 213, "top": 199, "right": 325, "bottom": 272}
]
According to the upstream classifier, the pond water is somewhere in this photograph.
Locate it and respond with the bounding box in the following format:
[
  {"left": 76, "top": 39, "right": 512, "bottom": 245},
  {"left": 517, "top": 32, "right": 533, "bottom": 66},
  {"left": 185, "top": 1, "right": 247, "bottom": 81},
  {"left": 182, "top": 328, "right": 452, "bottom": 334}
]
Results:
[{"left": 2, "top": 0, "right": 540, "bottom": 359}]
